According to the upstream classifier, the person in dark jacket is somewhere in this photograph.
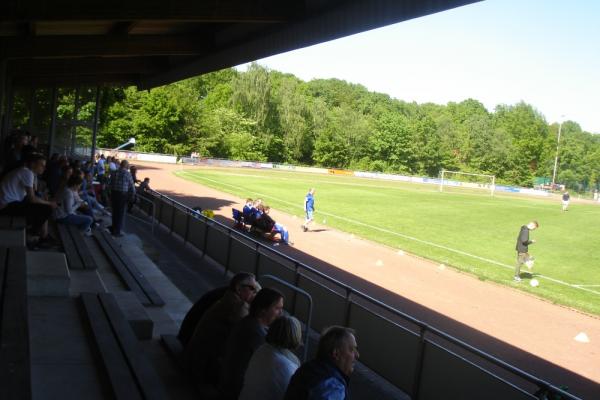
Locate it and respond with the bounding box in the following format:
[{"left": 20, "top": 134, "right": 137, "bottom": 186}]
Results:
[
  {"left": 178, "top": 272, "right": 258, "bottom": 346},
  {"left": 185, "top": 273, "right": 260, "bottom": 385},
  {"left": 514, "top": 221, "right": 539, "bottom": 282},
  {"left": 219, "top": 287, "right": 284, "bottom": 400},
  {"left": 284, "top": 326, "right": 359, "bottom": 400}
]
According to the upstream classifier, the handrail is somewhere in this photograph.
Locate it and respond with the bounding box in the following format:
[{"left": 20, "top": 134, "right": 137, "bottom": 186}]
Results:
[
  {"left": 141, "top": 188, "right": 582, "bottom": 400},
  {"left": 134, "top": 191, "right": 155, "bottom": 234},
  {"left": 259, "top": 274, "right": 313, "bottom": 362}
]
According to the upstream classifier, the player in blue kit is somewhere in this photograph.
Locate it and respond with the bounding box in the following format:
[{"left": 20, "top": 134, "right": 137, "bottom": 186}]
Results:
[{"left": 302, "top": 188, "right": 315, "bottom": 232}]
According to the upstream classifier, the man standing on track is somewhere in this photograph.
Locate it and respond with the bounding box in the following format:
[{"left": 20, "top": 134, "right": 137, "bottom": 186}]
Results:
[
  {"left": 562, "top": 191, "right": 570, "bottom": 212},
  {"left": 514, "top": 221, "right": 538, "bottom": 282},
  {"left": 302, "top": 188, "right": 315, "bottom": 232}
]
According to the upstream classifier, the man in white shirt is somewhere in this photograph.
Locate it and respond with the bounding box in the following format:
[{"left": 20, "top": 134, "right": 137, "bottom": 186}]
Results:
[{"left": 0, "top": 153, "right": 57, "bottom": 242}]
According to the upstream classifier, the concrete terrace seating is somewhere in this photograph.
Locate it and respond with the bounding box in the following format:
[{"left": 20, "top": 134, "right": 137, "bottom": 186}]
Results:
[
  {"left": 26, "top": 251, "right": 70, "bottom": 297},
  {"left": 93, "top": 230, "right": 164, "bottom": 307},
  {"left": 160, "top": 334, "right": 185, "bottom": 370},
  {"left": 80, "top": 292, "right": 169, "bottom": 400},
  {"left": 57, "top": 224, "right": 98, "bottom": 270},
  {"left": 0, "top": 246, "right": 31, "bottom": 400},
  {"left": 0, "top": 216, "right": 26, "bottom": 247}
]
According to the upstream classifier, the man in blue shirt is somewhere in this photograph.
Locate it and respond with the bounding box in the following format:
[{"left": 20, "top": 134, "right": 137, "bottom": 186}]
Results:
[{"left": 302, "top": 188, "right": 315, "bottom": 232}]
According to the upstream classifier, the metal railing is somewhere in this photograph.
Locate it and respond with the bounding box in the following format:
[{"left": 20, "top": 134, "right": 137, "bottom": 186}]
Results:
[
  {"left": 137, "top": 188, "right": 581, "bottom": 400},
  {"left": 260, "top": 274, "right": 313, "bottom": 362}
]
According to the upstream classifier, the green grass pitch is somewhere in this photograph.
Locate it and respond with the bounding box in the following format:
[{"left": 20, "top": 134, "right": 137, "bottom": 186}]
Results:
[{"left": 174, "top": 167, "right": 600, "bottom": 316}]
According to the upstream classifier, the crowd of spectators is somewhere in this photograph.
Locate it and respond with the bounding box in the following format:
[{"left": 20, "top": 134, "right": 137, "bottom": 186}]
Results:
[
  {"left": 233, "top": 198, "right": 291, "bottom": 245},
  {"left": 179, "top": 272, "right": 359, "bottom": 400},
  {"left": 0, "top": 129, "right": 151, "bottom": 248}
]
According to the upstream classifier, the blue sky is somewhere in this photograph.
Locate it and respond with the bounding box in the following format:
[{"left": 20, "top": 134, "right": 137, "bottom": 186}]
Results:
[{"left": 240, "top": 0, "right": 600, "bottom": 133}]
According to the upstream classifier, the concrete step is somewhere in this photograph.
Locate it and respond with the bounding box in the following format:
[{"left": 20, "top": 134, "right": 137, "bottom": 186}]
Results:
[
  {"left": 27, "top": 251, "right": 70, "bottom": 297},
  {"left": 0, "top": 228, "right": 26, "bottom": 247},
  {"left": 113, "top": 291, "right": 154, "bottom": 340}
]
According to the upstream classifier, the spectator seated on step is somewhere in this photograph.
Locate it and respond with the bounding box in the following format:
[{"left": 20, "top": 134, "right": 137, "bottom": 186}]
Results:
[
  {"left": 185, "top": 273, "right": 260, "bottom": 385},
  {"left": 178, "top": 272, "right": 258, "bottom": 347},
  {"left": 54, "top": 175, "right": 94, "bottom": 236},
  {"left": 0, "top": 152, "right": 57, "bottom": 246},
  {"left": 239, "top": 315, "right": 302, "bottom": 400},
  {"left": 80, "top": 171, "right": 109, "bottom": 216},
  {"left": 1, "top": 129, "right": 28, "bottom": 177},
  {"left": 284, "top": 326, "right": 359, "bottom": 400},
  {"left": 219, "top": 287, "right": 285, "bottom": 400}
]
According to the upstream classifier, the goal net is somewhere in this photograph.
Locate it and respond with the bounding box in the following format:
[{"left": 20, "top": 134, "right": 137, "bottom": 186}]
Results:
[{"left": 439, "top": 169, "right": 496, "bottom": 196}]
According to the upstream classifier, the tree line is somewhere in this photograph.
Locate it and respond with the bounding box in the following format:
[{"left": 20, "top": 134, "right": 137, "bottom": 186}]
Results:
[{"left": 96, "top": 63, "right": 600, "bottom": 190}]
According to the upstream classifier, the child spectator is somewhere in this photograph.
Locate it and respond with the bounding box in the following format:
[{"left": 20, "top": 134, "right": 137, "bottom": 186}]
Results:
[{"left": 138, "top": 177, "right": 151, "bottom": 192}]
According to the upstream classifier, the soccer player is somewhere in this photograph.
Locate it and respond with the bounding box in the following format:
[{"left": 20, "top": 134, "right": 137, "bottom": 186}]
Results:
[
  {"left": 561, "top": 191, "right": 570, "bottom": 212},
  {"left": 514, "top": 221, "right": 538, "bottom": 282},
  {"left": 302, "top": 188, "right": 315, "bottom": 232}
]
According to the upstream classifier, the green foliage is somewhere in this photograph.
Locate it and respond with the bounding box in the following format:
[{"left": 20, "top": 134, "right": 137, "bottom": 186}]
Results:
[{"left": 94, "top": 66, "right": 599, "bottom": 191}]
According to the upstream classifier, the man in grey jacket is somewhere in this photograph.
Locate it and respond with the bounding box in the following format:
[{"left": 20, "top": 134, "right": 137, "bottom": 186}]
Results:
[{"left": 514, "top": 221, "right": 539, "bottom": 282}]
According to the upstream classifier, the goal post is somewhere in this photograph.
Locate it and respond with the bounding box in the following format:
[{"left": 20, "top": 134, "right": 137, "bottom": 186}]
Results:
[{"left": 439, "top": 169, "right": 496, "bottom": 196}]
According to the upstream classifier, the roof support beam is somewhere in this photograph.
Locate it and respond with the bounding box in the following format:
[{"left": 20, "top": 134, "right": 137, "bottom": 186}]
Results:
[
  {"left": 1, "top": 35, "right": 210, "bottom": 58},
  {"left": 7, "top": 57, "right": 169, "bottom": 77},
  {"left": 0, "top": 0, "right": 295, "bottom": 23},
  {"left": 11, "top": 73, "right": 139, "bottom": 88}
]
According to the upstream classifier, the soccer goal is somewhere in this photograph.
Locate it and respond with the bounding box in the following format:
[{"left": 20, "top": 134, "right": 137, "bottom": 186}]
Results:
[{"left": 439, "top": 169, "right": 496, "bottom": 196}]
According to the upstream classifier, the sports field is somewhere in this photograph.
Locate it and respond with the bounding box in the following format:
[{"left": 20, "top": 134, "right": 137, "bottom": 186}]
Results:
[{"left": 175, "top": 167, "right": 600, "bottom": 316}]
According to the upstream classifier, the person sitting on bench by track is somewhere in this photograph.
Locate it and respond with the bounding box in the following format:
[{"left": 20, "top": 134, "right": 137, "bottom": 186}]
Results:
[{"left": 261, "top": 206, "right": 291, "bottom": 245}]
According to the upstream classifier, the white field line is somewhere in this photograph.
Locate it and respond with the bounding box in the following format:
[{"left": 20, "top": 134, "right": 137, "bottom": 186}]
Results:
[
  {"left": 573, "top": 285, "right": 600, "bottom": 288},
  {"left": 193, "top": 169, "right": 565, "bottom": 212},
  {"left": 179, "top": 171, "right": 600, "bottom": 297}
]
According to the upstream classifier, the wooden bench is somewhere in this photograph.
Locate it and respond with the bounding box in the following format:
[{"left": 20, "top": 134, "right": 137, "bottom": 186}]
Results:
[
  {"left": 57, "top": 224, "right": 97, "bottom": 270},
  {"left": 0, "top": 216, "right": 26, "bottom": 247},
  {"left": 80, "top": 292, "right": 168, "bottom": 400},
  {"left": 93, "top": 230, "right": 164, "bottom": 307},
  {"left": 0, "top": 246, "right": 31, "bottom": 400}
]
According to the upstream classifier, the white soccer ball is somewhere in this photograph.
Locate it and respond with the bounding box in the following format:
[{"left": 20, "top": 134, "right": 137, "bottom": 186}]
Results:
[{"left": 530, "top": 279, "right": 539, "bottom": 287}]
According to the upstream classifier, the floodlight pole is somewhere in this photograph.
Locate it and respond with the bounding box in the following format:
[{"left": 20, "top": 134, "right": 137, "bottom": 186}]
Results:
[{"left": 551, "top": 117, "right": 565, "bottom": 187}]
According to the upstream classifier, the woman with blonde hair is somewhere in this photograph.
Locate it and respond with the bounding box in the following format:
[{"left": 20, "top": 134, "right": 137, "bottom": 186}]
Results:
[{"left": 239, "top": 315, "right": 302, "bottom": 400}]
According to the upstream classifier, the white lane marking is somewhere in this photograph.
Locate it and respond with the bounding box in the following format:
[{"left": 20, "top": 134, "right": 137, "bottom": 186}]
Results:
[{"left": 178, "top": 171, "right": 600, "bottom": 297}]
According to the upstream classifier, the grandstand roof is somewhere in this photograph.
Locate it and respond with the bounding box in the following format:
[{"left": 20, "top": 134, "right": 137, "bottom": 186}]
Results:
[{"left": 1, "top": 0, "right": 480, "bottom": 88}]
